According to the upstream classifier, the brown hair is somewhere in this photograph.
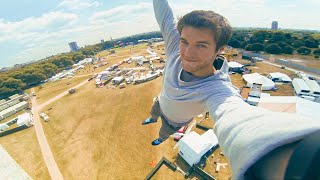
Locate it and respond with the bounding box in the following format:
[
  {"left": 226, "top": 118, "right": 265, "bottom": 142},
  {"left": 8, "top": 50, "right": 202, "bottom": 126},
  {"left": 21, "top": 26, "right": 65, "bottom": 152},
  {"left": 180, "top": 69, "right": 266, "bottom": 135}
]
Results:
[{"left": 177, "top": 10, "right": 232, "bottom": 52}]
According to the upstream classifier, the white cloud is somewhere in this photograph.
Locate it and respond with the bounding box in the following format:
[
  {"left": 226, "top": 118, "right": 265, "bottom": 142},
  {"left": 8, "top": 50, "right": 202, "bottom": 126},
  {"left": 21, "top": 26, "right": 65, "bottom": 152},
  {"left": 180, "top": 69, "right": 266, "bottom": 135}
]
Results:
[
  {"left": 2, "top": 0, "right": 320, "bottom": 68},
  {"left": 57, "top": 0, "right": 102, "bottom": 10},
  {"left": 90, "top": 3, "right": 152, "bottom": 21},
  {"left": 0, "top": 12, "right": 78, "bottom": 43},
  {"left": 286, "top": 4, "right": 297, "bottom": 8}
]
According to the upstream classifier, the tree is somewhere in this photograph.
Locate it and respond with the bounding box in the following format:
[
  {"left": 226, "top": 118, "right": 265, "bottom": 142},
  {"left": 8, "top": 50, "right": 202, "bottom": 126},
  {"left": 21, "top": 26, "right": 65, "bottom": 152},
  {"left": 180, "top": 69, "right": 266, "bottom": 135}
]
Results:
[
  {"left": 245, "top": 43, "right": 264, "bottom": 52},
  {"left": 250, "top": 30, "right": 270, "bottom": 43},
  {"left": 232, "top": 34, "right": 246, "bottom": 42},
  {"left": 265, "top": 44, "right": 282, "bottom": 54},
  {"left": 240, "top": 41, "right": 248, "bottom": 49},
  {"left": 228, "top": 38, "right": 241, "bottom": 48},
  {"left": 292, "top": 40, "right": 305, "bottom": 48},
  {"left": 313, "top": 48, "right": 320, "bottom": 56},
  {"left": 305, "top": 40, "right": 318, "bottom": 48},
  {"left": 284, "top": 33, "right": 292, "bottom": 40},
  {"left": 40, "top": 63, "right": 59, "bottom": 78},
  {"left": 0, "top": 87, "right": 19, "bottom": 99},
  {"left": 297, "top": 46, "right": 311, "bottom": 55},
  {"left": 272, "top": 32, "right": 286, "bottom": 42},
  {"left": 1, "top": 77, "right": 25, "bottom": 90},
  {"left": 277, "top": 42, "right": 288, "bottom": 48},
  {"left": 250, "top": 36, "right": 264, "bottom": 44},
  {"left": 51, "top": 57, "right": 73, "bottom": 69},
  {"left": 81, "top": 48, "right": 95, "bottom": 56},
  {"left": 282, "top": 45, "right": 294, "bottom": 54},
  {"left": 72, "top": 52, "right": 86, "bottom": 62}
]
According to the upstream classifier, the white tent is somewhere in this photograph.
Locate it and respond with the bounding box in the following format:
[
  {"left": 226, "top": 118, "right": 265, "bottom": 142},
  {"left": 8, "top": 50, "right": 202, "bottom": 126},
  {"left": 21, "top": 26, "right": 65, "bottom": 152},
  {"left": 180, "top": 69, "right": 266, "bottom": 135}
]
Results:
[
  {"left": 178, "top": 130, "right": 218, "bottom": 166},
  {"left": 16, "top": 113, "right": 33, "bottom": 127},
  {"left": 228, "top": 61, "right": 244, "bottom": 72},
  {"left": 111, "top": 76, "right": 124, "bottom": 85},
  {"left": 268, "top": 72, "right": 292, "bottom": 82},
  {"left": 0, "top": 123, "right": 9, "bottom": 132},
  {"left": 258, "top": 96, "right": 320, "bottom": 119},
  {"left": 130, "top": 56, "right": 144, "bottom": 61},
  {"left": 243, "top": 73, "right": 275, "bottom": 90},
  {"left": 228, "top": 61, "right": 244, "bottom": 68}
]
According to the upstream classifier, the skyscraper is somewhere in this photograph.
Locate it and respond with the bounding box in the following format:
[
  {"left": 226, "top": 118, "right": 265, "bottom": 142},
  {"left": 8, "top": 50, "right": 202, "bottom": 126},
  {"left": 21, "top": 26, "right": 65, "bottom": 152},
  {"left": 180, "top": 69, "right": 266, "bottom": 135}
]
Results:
[
  {"left": 69, "top": 42, "right": 80, "bottom": 52},
  {"left": 271, "top": 21, "right": 278, "bottom": 30}
]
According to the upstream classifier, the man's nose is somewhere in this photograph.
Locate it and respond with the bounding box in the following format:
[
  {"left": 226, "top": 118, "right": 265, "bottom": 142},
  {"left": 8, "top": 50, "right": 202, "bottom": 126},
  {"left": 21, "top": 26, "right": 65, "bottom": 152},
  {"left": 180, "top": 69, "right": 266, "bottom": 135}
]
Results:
[{"left": 184, "top": 46, "right": 196, "bottom": 57}]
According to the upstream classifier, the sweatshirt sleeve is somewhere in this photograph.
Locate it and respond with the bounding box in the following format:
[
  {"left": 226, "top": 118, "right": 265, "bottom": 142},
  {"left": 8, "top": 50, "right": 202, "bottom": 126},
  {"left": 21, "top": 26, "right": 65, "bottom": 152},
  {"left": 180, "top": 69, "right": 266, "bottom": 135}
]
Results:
[
  {"left": 153, "top": 0, "right": 180, "bottom": 58},
  {"left": 205, "top": 85, "right": 320, "bottom": 179}
]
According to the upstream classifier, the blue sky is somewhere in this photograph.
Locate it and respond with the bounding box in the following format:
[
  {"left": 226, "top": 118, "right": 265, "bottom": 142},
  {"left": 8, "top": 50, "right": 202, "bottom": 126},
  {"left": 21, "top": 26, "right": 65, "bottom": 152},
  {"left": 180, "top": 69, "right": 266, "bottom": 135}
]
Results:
[{"left": 0, "top": 0, "right": 319, "bottom": 68}]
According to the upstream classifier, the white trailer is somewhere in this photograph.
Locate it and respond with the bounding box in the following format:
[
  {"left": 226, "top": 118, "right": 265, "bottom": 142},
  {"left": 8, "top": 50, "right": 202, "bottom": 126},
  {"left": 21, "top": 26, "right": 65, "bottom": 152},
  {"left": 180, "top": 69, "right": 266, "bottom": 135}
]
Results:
[
  {"left": 0, "top": 124, "right": 9, "bottom": 132},
  {"left": 292, "top": 78, "right": 311, "bottom": 96},
  {"left": 0, "top": 107, "right": 16, "bottom": 120},
  {"left": 304, "top": 79, "right": 320, "bottom": 97},
  {"left": 13, "top": 101, "right": 28, "bottom": 112},
  {"left": 268, "top": 72, "right": 292, "bottom": 83},
  {"left": 40, "top": 113, "right": 50, "bottom": 122},
  {"left": 0, "top": 99, "right": 6, "bottom": 105},
  {"left": 111, "top": 76, "right": 124, "bottom": 86},
  {"left": 7, "top": 99, "right": 20, "bottom": 107},
  {"left": 0, "top": 104, "right": 10, "bottom": 112},
  {"left": 9, "top": 94, "right": 20, "bottom": 100}
]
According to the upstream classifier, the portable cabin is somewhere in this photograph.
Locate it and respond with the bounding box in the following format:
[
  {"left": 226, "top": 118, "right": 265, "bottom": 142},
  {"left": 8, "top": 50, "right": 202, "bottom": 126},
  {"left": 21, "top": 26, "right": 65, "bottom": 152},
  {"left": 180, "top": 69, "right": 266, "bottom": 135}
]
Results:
[
  {"left": 178, "top": 130, "right": 218, "bottom": 166},
  {"left": 304, "top": 79, "right": 320, "bottom": 97},
  {"left": 292, "top": 78, "right": 311, "bottom": 96}
]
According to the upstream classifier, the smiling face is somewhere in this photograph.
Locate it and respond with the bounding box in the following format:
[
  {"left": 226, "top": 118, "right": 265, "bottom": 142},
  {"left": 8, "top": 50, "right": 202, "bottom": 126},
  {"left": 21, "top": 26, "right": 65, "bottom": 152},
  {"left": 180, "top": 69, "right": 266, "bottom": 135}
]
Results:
[{"left": 179, "top": 26, "right": 223, "bottom": 77}]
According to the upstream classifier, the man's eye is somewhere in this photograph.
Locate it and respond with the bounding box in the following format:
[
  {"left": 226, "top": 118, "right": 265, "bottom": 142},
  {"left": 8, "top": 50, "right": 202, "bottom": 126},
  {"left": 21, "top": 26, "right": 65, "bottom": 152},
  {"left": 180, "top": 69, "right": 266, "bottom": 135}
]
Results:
[
  {"left": 181, "top": 40, "right": 188, "bottom": 45},
  {"left": 197, "top": 44, "right": 206, "bottom": 48}
]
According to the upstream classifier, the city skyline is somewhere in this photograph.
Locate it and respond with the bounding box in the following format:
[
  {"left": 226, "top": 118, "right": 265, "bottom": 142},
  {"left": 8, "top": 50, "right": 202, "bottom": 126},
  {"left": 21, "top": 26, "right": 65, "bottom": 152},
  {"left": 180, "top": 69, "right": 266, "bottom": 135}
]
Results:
[{"left": 1, "top": 0, "right": 320, "bottom": 68}]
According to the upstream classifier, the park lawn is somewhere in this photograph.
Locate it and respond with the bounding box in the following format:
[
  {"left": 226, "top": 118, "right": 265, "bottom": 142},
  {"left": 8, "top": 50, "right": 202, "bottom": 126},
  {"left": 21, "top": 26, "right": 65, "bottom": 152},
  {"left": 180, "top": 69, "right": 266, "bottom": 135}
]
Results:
[
  {"left": 40, "top": 76, "right": 231, "bottom": 179},
  {"left": 32, "top": 75, "right": 91, "bottom": 105},
  {"left": 0, "top": 127, "right": 50, "bottom": 179}
]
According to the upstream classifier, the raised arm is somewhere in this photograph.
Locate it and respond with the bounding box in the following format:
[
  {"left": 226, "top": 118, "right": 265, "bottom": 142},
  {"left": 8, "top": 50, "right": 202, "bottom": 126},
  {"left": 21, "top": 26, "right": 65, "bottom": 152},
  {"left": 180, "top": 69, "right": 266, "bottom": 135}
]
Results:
[
  {"left": 153, "top": 0, "right": 180, "bottom": 58},
  {"left": 206, "top": 85, "right": 320, "bottom": 179}
]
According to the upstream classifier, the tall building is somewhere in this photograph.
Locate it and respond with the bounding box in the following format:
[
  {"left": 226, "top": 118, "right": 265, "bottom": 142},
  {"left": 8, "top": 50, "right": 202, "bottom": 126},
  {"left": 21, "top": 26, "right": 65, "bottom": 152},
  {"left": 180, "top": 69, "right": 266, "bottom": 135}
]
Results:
[
  {"left": 271, "top": 21, "right": 278, "bottom": 30},
  {"left": 69, "top": 42, "right": 80, "bottom": 52}
]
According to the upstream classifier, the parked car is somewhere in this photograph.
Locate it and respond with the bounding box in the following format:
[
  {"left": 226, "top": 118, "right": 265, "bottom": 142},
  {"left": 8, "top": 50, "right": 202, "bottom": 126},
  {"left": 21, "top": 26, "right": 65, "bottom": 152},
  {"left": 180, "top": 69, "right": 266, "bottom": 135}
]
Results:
[
  {"left": 119, "top": 83, "right": 126, "bottom": 89},
  {"left": 88, "top": 77, "right": 94, "bottom": 81},
  {"left": 68, "top": 88, "right": 76, "bottom": 94}
]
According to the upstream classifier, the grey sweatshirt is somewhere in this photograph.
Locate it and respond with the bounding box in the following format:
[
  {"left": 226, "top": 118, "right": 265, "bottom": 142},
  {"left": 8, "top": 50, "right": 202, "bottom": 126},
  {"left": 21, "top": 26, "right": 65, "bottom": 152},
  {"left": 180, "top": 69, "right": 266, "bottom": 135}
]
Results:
[{"left": 153, "top": 0, "right": 320, "bottom": 179}]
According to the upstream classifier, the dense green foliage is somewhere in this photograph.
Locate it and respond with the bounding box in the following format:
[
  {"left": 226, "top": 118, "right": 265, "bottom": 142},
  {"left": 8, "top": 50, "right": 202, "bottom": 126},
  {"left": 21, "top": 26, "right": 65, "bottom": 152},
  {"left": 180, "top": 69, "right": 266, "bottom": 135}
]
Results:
[{"left": 228, "top": 29, "right": 319, "bottom": 55}]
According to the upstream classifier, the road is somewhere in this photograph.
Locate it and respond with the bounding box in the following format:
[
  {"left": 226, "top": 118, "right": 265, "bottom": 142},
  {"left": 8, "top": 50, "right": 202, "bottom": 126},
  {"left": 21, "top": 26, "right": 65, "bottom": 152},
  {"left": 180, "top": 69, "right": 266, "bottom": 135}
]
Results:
[
  {"left": 262, "top": 60, "right": 320, "bottom": 79},
  {"left": 31, "top": 79, "right": 89, "bottom": 180}
]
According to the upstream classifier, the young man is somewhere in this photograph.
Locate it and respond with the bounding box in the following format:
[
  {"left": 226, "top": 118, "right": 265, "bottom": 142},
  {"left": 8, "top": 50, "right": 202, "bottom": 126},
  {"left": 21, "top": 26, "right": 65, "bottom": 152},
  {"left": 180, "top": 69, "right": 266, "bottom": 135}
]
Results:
[{"left": 143, "top": 0, "right": 320, "bottom": 179}]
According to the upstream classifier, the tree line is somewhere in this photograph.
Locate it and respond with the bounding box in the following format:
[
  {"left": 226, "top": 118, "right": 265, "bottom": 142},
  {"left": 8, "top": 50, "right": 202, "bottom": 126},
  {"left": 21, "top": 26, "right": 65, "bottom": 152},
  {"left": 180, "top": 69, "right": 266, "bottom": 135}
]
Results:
[
  {"left": 228, "top": 29, "right": 320, "bottom": 56},
  {"left": 0, "top": 31, "right": 162, "bottom": 99},
  {"left": 2, "top": 29, "right": 319, "bottom": 99}
]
